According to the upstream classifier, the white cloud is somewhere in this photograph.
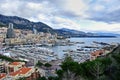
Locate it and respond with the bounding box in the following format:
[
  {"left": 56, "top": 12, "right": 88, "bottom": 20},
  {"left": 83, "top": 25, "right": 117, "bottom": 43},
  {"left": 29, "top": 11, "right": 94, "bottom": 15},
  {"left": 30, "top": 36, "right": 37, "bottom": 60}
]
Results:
[
  {"left": 93, "top": 5, "right": 105, "bottom": 11},
  {"left": 50, "top": 17, "right": 81, "bottom": 30},
  {"left": 27, "top": 2, "right": 43, "bottom": 10},
  {"left": 63, "top": 0, "right": 88, "bottom": 17},
  {"left": 80, "top": 21, "right": 120, "bottom": 33},
  {"left": 0, "top": 0, "right": 120, "bottom": 33}
]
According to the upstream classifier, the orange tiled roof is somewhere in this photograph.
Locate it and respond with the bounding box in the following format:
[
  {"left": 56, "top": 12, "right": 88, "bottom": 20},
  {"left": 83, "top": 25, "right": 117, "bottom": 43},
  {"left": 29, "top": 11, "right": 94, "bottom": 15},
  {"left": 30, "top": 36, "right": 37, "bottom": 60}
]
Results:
[
  {"left": 91, "top": 50, "right": 104, "bottom": 56},
  {"left": 0, "top": 73, "right": 6, "bottom": 79},
  {"left": 9, "top": 62, "right": 21, "bottom": 66},
  {"left": 10, "top": 67, "right": 32, "bottom": 76}
]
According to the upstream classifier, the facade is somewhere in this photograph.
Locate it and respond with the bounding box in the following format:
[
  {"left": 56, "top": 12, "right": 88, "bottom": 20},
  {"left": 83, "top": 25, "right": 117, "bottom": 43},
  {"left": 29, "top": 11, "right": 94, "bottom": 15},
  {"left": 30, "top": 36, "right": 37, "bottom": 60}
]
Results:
[
  {"left": 0, "top": 27, "right": 7, "bottom": 43},
  {"left": 8, "top": 62, "right": 25, "bottom": 73},
  {"left": 5, "top": 38, "right": 26, "bottom": 45},
  {"left": 0, "top": 62, "right": 6, "bottom": 73},
  {"left": 33, "top": 27, "right": 37, "bottom": 34},
  {"left": 6, "top": 23, "right": 16, "bottom": 38},
  {"left": 0, "top": 61, "right": 41, "bottom": 80},
  {"left": 9, "top": 67, "right": 40, "bottom": 80}
]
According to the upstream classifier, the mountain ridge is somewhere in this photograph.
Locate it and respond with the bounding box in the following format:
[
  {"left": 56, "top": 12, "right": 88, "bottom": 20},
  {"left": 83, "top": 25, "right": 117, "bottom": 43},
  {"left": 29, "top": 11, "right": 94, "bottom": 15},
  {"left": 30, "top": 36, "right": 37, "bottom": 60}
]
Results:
[
  {"left": 55, "top": 28, "right": 119, "bottom": 37},
  {"left": 0, "top": 14, "right": 55, "bottom": 34},
  {"left": 0, "top": 14, "right": 119, "bottom": 37}
]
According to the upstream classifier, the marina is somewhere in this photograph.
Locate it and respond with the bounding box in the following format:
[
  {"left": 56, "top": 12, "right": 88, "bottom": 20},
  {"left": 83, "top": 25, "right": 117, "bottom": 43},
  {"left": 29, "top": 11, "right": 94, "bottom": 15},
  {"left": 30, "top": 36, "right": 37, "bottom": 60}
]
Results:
[{"left": 0, "top": 37, "right": 119, "bottom": 65}]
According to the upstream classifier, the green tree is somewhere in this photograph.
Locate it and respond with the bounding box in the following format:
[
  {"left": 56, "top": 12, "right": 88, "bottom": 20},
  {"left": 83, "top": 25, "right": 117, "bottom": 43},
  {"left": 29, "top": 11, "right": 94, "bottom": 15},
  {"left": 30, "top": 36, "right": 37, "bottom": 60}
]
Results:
[
  {"left": 0, "top": 54, "right": 14, "bottom": 62},
  {"left": 36, "top": 61, "right": 43, "bottom": 67},
  {"left": 60, "top": 56, "right": 85, "bottom": 80},
  {"left": 17, "top": 77, "right": 26, "bottom": 80},
  {"left": 37, "top": 76, "right": 47, "bottom": 80},
  {"left": 44, "top": 63, "right": 52, "bottom": 68},
  {"left": 48, "top": 76, "right": 59, "bottom": 80},
  {"left": 85, "top": 58, "right": 112, "bottom": 80}
]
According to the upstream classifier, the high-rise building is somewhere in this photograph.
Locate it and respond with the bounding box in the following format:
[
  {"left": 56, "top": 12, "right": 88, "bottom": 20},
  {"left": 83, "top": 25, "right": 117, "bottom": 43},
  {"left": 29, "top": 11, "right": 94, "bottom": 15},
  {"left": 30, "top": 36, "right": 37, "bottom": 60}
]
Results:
[
  {"left": 33, "top": 25, "right": 37, "bottom": 34},
  {"left": 6, "top": 23, "right": 15, "bottom": 38}
]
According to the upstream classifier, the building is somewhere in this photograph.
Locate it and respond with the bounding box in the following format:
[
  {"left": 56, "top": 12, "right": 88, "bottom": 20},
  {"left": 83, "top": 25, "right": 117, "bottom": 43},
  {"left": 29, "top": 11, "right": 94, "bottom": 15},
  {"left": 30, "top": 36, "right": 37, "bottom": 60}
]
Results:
[
  {"left": 9, "top": 67, "right": 40, "bottom": 80},
  {"left": 0, "top": 27, "right": 7, "bottom": 43},
  {"left": 5, "top": 38, "right": 26, "bottom": 45},
  {"left": 0, "top": 62, "right": 6, "bottom": 73},
  {"left": 0, "top": 73, "right": 6, "bottom": 80},
  {"left": 6, "top": 23, "right": 16, "bottom": 38},
  {"left": 33, "top": 26, "right": 37, "bottom": 34},
  {"left": 90, "top": 50, "right": 105, "bottom": 60},
  {"left": 8, "top": 62, "right": 25, "bottom": 73},
  {"left": 0, "top": 61, "right": 41, "bottom": 80}
]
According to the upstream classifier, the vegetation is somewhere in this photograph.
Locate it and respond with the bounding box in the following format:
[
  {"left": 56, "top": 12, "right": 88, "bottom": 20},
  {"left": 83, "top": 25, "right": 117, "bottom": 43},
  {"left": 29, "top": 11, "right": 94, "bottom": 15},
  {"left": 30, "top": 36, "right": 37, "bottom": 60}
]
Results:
[
  {"left": 0, "top": 14, "right": 55, "bottom": 34},
  {"left": 37, "top": 76, "right": 59, "bottom": 80},
  {"left": 35, "top": 45, "right": 120, "bottom": 80},
  {"left": 56, "top": 45, "right": 120, "bottom": 80},
  {"left": 37, "top": 77, "right": 47, "bottom": 80},
  {"left": 0, "top": 22, "right": 6, "bottom": 27},
  {"left": 44, "top": 63, "right": 52, "bottom": 68},
  {"left": 36, "top": 61, "right": 44, "bottom": 67},
  {"left": 17, "top": 77, "right": 26, "bottom": 80},
  {"left": 0, "top": 54, "right": 26, "bottom": 63},
  {"left": 0, "top": 54, "right": 14, "bottom": 62}
]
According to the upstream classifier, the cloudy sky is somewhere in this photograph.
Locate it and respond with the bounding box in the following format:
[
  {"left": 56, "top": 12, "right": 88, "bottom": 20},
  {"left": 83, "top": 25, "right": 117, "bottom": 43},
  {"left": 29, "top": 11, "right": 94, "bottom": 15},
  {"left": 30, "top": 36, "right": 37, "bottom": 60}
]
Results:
[{"left": 0, "top": 0, "right": 120, "bottom": 33}]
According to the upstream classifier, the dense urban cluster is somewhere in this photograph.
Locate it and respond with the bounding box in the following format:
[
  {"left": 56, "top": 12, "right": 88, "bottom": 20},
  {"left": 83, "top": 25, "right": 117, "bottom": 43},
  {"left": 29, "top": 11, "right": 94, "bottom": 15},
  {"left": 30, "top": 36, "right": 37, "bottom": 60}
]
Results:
[{"left": 0, "top": 23, "right": 119, "bottom": 80}]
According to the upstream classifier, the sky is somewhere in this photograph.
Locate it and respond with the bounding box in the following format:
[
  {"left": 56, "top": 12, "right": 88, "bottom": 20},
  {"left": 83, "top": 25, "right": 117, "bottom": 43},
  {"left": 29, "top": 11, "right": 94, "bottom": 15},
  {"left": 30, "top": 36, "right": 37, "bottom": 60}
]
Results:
[{"left": 0, "top": 0, "right": 120, "bottom": 33}]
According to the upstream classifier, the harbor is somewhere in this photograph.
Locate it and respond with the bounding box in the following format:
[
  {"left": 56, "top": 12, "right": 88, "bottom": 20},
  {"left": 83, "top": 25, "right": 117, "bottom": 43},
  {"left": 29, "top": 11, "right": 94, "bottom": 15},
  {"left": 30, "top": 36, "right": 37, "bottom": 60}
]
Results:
[{"left": 0, "top": 37, "right": 119, "bottom": 65}]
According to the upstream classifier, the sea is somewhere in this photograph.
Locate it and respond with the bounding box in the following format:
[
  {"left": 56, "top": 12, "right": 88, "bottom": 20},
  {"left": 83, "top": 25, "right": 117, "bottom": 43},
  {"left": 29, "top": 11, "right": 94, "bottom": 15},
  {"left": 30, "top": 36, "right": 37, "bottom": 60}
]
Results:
[{"left": 49, "top": 37, "right": 120, "bottom": 59}]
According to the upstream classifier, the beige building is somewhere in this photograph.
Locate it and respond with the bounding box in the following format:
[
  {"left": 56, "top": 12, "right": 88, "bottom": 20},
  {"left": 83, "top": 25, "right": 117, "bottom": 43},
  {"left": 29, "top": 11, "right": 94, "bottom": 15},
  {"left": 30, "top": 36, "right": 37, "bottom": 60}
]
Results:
[
  {"left": 5, "top": 38, "right": 26, "bottom": 45},
  {"left": 0, "top": 27, "right": 7, "bottom": 43}
]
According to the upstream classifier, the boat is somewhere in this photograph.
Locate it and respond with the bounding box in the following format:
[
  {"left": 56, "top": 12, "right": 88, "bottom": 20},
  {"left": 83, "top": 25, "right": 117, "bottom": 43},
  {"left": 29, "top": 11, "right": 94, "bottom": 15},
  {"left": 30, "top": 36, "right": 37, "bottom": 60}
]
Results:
[{"left": 77, "top": 48, "right": 84, "bottom": 51}]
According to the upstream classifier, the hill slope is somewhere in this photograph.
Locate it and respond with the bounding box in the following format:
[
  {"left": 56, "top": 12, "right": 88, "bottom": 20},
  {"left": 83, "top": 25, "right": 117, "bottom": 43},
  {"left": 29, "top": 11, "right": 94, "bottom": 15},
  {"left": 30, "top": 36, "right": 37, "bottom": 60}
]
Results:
[
  {"left": 55, "top": 28, "right": 117, "bottom": 37},
  {"left": 0, "top": 14, "right": 55, "bottom": 34}
]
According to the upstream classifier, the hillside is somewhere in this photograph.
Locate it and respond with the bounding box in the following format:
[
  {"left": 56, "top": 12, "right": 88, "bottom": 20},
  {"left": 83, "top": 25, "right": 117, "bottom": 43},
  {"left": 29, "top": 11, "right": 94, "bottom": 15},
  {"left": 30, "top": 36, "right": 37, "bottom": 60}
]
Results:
[
  {"left": 54, "top": 45, "right": 120, "bottom": 80},
  {"left": 0, "top": 14, "right": 55, "bottom": 34},
  {"left": 55, "top": 28, "right": 117, "bottom": 37},
  {"left": 0, "top": 14, "right": 119, "bottom": 37},
  {"left": 55, "top": 28, "right": 86, "bottom": 37}
]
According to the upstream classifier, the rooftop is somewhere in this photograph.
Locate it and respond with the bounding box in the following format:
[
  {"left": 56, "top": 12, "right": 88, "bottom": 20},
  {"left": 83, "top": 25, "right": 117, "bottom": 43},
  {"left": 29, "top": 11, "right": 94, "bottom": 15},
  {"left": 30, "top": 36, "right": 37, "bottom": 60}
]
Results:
[
  {"left": 10, "top": 67, "right": 32, "bottom": 76},
  {"left": 91, "top": 50, "right": 104, "bottom": 56},
  {"left": 9, "top": 62, "right": 21, "bottom": 66},
  {"left": 0, "top": 73, "right": 6, "bottom": 79}
]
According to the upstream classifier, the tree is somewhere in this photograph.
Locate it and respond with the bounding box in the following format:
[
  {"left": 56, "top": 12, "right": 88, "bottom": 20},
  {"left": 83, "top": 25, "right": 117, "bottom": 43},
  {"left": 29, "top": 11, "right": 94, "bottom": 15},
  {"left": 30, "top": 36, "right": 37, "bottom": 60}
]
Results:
[
  {"left": 48, "top": 76, "right": 59, "bottom": 80},
  {"left": 44, "top": 63, "right": 52, "bottom": 68},
  {"left": 56, "top": 70, "right": 64, "bottom": 80},
  {"left": 60, "top": 56, "right": 84, "bottom": 80},
  {"left": 0, "top": 54, "right": 14, "bottom": 62},
  {"left": 37, "top": 76, "right": 47, "bottom": 80},
  {"left": 17, "top": 77, "right": 26, "bottom": 80},
  {"left": 36, "top": 61, "right": 43, "bottom": 67},
  {"left": 57, "top": 56, "right": 112, "bottom": 80},
  {"left": 85, "top": 58, "right": 112, "bottom": 80}
]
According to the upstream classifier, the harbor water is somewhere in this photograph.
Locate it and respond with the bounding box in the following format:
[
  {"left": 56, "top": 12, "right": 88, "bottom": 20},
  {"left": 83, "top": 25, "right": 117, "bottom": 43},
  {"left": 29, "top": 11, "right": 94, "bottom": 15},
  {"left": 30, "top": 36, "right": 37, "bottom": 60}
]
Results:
[{"left": 50, "top": 37, "right": 120, "bottom": 59}]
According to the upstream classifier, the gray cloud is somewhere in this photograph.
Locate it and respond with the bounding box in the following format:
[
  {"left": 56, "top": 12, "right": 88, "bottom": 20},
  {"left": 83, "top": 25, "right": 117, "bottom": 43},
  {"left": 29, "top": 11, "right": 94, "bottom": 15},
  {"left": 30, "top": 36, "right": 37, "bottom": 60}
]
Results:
[
  {"left": 87, "top": 0, "right": 120, "bottom": 23},
  {"left": 90, "top": 9, "right": 120, "bottom": 23},
  {"left": 0, "top": 0, "right": 120, "bottom": 33}
]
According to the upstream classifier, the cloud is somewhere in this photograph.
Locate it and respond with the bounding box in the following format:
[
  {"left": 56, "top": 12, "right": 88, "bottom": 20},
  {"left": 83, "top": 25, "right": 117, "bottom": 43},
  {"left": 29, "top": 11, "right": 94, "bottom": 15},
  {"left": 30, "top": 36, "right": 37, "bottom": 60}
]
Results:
[
  {"left": 79, "top": 20, "right": 120, "bottom": 33},
  {"left": 87, "top": 0, "right": 120, "bottom": 23},
  {"left": 62, "top": 0, "right": 88, "bottom": 17},
  {"left": 90, "top": 9, "right": 120, "bottom": 23},
  {"left": 0, "top": 0, "right": 120, "bottom": 33},
  {"left": 51, "top": 17, "right": 81, "bottom": 29}
]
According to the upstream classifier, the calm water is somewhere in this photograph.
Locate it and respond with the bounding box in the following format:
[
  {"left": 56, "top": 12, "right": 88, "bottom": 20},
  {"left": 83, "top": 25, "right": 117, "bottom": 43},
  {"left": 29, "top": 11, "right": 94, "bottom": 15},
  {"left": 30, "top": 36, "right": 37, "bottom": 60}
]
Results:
[{"left": 50, "top": 37, "right": 120, "bottom": 59}]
